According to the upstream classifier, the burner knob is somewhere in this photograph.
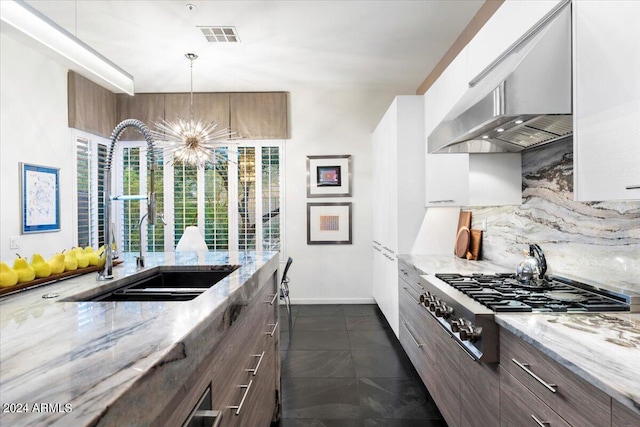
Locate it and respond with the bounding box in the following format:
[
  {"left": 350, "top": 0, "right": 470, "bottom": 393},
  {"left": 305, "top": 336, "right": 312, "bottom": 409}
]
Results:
[
  {"left": 435, "top": 303, "right": 452, "bottom": 318},
  {"left": 459, "top": 326, "right": 471, "bottom": 341},
  {"left": 442, "top": 306, "right": 454, "bottom": 319},
  {"left": 428, "top": 300, "right": 438, "bottom": 312},
  {"left": 451, "top": 318, "right": 463, "bottom": 332},
  {"left": 460, "top": 325, "right": 483, "bottom": 342}
]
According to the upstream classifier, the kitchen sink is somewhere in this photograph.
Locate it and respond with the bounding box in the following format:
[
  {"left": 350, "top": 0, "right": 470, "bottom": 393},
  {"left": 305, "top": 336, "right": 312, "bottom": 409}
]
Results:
[{"left": 75, "top": 266, "right": 240, "bottom": 302}]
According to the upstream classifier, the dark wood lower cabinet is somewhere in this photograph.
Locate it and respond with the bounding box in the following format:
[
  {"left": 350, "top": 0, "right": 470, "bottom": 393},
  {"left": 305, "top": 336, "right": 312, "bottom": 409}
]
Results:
[
  {"left": 500, "top": 367, "right": 570, "bottom": 427},
  {"left": 459, "top": 355, "right": 499, "bottom": 427},
  {"left": 612, "top": 399, "right": 640, "bottom": 427},
  {"left": 155, "top": 273, "right": 279, "bottom": 427},
  {"left": 396, "top": 266, "right": 639, "bottom": 427}
]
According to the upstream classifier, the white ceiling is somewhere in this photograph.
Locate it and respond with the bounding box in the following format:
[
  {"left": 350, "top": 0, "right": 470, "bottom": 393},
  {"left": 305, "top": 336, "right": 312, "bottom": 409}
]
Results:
[{"left": 25, "top": 0, "right": 483, "bottom": 95}]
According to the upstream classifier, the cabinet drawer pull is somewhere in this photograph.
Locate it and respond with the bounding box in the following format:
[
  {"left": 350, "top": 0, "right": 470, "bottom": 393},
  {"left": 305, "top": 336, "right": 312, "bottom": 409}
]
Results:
[
  {"left": 512, "top": 358, "right": 557, "bottom": 393},
  {"left": 266, "top": 293, "right": 278, "bottom": 305},
  {"left": 190, "top": 410, "right": 222, "bottom": 427},
  {"left": 245, "top": 351, "right": 266, "bottom": 376},
  {"left": 265, "top": 322, "right": 279, "bottom": 337},
  {"left": 403, "top": 287, "right": 421, "bottom": 304},
  {"left": 626, "top": 184, "right": 640, "bottom": 190},
  {"left": 531, "top": 414, "right": 550, "bottom": 426},
  {"left": 428, "top": 199, "right": 454, "bottom": 204},
  {"left": 229, "top": 380, "right": 253, "bottom": 415},
  {"left": 402, "top": 321, "right": 423, "bottom": 348}
]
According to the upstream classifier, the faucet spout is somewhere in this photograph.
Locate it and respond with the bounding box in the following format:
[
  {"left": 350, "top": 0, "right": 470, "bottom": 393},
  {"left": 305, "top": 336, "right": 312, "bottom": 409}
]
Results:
[
  {"left": 98, "top": 119, "right": 157, "bottom": 280},
  {"left": 136, "top": 212, "right": 166, "bottom": 269}
]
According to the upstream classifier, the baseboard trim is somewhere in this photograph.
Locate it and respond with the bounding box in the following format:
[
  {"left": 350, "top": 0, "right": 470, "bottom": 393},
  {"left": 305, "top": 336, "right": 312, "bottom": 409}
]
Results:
[{"left": 287, "top": 297, "right": 376, "bottom": 305}]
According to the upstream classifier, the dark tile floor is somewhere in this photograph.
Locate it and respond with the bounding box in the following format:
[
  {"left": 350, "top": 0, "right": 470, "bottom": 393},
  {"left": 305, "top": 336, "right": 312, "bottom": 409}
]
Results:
[{"left": 278, "top": 304, "right": 447, "bottom": 427}]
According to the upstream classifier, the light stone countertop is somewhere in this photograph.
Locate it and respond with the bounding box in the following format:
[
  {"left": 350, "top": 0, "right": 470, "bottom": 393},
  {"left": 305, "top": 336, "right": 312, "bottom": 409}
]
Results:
[
  {"left": 398, "top": 254, "right": 640, "bottom": 416},
  {"left": 496, "top": 313, "right": 640, "bottom": 416},
  {"left": 0, "top": 251, "right": 279, "bottom": 426}
]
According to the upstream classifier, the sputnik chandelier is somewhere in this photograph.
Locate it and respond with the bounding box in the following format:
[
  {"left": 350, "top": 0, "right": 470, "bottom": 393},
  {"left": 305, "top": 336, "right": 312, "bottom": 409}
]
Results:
[{"left": 152, "top": 53, "right": 235, "bottom": 167}]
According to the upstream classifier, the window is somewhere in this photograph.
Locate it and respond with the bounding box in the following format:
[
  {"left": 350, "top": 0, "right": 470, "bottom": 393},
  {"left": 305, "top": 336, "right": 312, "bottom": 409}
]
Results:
[
  {"left": 76, "top": 136, "right": 107, "bottom": 248},
  {"left": 113, "top": 141, "right": 283, "bottom": 253},
  {"left": 261, "top": 146, "right": 281, "bottom": 251},
  {"left": 204, "top": 148, "right": 230, "bottom": 250},
  {"left": 173, "top": 163, "right": 198, "bottom": 248},
  {"left": 121, "top": 147, "right": 141, "bottom": 253}
]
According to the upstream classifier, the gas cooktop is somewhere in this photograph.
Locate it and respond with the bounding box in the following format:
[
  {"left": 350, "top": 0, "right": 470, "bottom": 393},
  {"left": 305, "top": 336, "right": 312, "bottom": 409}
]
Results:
[{"left": 435, "top": 273, "right": 630, "bottom": 313}]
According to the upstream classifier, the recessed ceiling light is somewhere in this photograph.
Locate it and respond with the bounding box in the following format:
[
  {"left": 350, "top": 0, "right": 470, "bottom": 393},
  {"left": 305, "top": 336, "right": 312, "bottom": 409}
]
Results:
[
  {"left": 198, "top": 26, "right": 241, "bottom": 43},
  {"left": 515, "top": 119, "right": 523, "bottom": 124},
  {"left": 497, "top": 128, "right": 504, "bottom": 132},
  {"left": 482, "top": 135, "right": 489, "bottom": 139}
]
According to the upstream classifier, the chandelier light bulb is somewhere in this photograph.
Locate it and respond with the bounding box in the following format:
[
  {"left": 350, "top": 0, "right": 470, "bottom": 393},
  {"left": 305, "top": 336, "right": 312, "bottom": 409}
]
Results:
[{"left": 151, "top": 53, "right": 237, "bottom": 167}]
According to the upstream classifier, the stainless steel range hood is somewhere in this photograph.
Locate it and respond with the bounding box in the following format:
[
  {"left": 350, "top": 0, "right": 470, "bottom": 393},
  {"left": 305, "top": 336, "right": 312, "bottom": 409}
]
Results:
[{"left": 428, "top": 0, "right": 572, "bottom": 154}]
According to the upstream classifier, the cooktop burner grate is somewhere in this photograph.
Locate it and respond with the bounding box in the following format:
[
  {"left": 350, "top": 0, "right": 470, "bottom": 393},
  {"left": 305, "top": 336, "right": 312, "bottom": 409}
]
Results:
[{"left": 435, "top": 273, "right": 629, "bottom": 313}]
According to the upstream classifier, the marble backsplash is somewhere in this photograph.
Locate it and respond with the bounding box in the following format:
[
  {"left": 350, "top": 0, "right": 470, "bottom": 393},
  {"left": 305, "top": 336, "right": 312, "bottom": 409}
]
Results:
[{"left": 471, "top": 139, "right": 640, "bottom": 292}]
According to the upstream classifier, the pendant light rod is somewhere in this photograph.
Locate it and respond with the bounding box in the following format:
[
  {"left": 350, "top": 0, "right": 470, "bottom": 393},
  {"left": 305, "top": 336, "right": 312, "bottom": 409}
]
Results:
[{"left": 185, "top": 53, "right": 198, "bottom": 122}]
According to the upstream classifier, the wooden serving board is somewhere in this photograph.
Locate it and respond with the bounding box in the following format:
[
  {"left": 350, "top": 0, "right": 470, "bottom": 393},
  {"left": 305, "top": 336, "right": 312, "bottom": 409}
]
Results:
[{"left": 0, "top": 260, "right": 123, "bottom": 297}]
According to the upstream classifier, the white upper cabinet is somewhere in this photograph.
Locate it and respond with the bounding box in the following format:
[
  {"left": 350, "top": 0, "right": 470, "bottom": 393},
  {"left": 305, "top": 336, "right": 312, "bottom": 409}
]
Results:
[
  {"left": 573, "top": 0, "right": 640, "bottom": 201},
  {"left": 425, "top": 153, "right": 522, "bottom": 207},
  {"left": 466, "top": 0, "right": 562, "bottom": 82}
]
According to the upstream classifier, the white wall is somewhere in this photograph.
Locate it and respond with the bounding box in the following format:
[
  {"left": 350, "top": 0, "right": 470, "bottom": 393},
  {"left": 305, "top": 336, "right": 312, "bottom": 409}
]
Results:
[
  {"left": 283, "top": 88, "right": 390, "bottom": 304},
  {"left": 0, "top": 34, "right": 76, "bottom": 262}
]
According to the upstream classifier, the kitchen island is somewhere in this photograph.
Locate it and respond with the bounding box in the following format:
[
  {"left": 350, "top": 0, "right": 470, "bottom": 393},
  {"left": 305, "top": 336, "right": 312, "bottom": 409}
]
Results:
[{"left": 0, "top": 251, "right": 280, "bottom": 426}]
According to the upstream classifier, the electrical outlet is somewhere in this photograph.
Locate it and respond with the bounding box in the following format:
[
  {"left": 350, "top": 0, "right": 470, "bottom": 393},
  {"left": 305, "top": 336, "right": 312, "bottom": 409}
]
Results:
[{"left": 9, "top": 236, "right": 20, "bottom": 250}]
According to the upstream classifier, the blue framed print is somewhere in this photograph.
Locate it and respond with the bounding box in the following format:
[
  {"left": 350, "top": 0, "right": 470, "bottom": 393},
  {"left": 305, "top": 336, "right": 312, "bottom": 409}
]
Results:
[{"left": 20, "top": 163, "right": 60, "bottom": 234}]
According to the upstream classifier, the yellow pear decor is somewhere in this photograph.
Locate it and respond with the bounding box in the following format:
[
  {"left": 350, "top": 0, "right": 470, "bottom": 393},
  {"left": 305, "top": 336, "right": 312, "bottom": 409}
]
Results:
[
  {"left": 48, "top": 252, "right": 65, "bottom": 274},
  {"left": 63, "top": 250, "right": 78, "bottom": 272},
  {"left": 31, "top": 253, "right": 52, "bottom": 278},
  {"left": 73, "top": 247, "right": 89, "bottom": 268},
  {"left": 84, "top": 246, "right": 99, "bottom": 266},
  {"left": 0, "top": 262, "right": 19, "bottom": 287},
  {"left": 13, "top": 254, "right": 36, "bottom": 283},
  {"left": 97, "top": 247, "right": 106, "bottom": 268}
]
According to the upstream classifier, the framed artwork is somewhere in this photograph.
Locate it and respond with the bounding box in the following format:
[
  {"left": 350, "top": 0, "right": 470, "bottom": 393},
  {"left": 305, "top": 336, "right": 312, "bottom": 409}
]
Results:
[
  {"left": 20, "top": 163, "right": 60, "bottom": 234},
  {"left": 307, "top": 155, "right": 352, "bottom": 197},
  {"left": 307, "top": 202, "right": 352, "bottom": 244}
]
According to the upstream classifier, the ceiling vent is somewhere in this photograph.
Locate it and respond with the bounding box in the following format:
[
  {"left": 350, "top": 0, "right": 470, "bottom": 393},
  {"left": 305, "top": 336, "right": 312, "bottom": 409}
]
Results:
[{"left": 198, "top": 26, "right": 240, "bottom": 43}]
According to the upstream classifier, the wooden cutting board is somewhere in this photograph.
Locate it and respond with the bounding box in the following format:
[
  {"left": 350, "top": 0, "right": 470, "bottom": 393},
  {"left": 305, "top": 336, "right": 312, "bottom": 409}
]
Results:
[
  {"left": 455, "top": 226, "right": 470, "bottom": 258},
  {"left": 454, "top": 210, "right": 472, "bottom": 257},
  {"left": 466, "top": 229, "right": 482, "bottom": 261}
]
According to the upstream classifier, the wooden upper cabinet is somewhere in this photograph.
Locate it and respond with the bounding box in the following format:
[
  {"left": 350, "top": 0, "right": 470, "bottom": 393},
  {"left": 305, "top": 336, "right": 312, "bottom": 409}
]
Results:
[
  {"left": 91, "top": 91, "right": 288, "bottom": 141},
  {"left": 116, "top": 93, "right": 165, "bottom": 140},
  {"left": 230, "top": 92, "right": 289, "bottom": 139},
  {"left": 164, "top": 92, "right": 230, "bottom": 129},
  {"left": 68, "top": 71, "right": 117, "bottom": 138}
]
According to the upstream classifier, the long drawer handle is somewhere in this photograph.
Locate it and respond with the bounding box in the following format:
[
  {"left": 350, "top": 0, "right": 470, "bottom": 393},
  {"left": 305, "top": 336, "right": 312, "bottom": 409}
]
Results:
[
  {"left": 401, "top": 321, "right": 423, "bottom": 348},
  {"left": 626, "top": 184, "right": 640, "bottom": 190},
  {"left": 191, "top": 410, "right": 222, "bottom": 427},
  {"left": 512, "top": 358, "right": 557, "bottom": 393},
  {"left": 245, "top": 351, "right": 266, "bottom": 376},
  {"left": 266, "top": 293, "right": 278, "bottom": 305},
  {"left": 531, "top": 414, "right": 551, "bottom": 426},
  {"left": 265, "top": 322, "right": 279, "bottom": 337},
  {"left": 428, "top": 199, "right": 454, "bottom": 204},
  {"left": 229, "top": 380, "right": 253, "bottom": 415},
  {"left": 403, "top": 287, "right": 421, "bottom": 304}
]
